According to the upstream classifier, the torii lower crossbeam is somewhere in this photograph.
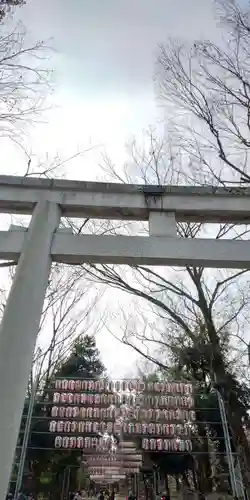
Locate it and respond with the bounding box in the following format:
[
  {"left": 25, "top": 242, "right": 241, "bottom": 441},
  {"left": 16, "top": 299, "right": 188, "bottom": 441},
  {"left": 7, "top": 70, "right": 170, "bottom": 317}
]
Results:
[{"left": 1, "top": 231, "right": 250, "bottom": 268}]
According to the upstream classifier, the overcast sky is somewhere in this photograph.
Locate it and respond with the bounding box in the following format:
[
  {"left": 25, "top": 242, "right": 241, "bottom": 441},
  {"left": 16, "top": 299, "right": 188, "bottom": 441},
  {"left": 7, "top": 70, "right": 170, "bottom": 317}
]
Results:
[
  {"left": 4, "top": 0, "right": 220, "bottom": 181},
  {"left": 20, "top": 0, "right": 217, "bottom": 94},
  {"left": 2, "top": 0, "right": 221, "bottom": 376}
]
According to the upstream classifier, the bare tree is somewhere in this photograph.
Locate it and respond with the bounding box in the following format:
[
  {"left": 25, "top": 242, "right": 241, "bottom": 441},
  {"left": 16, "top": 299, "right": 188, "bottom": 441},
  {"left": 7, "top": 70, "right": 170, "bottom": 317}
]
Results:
[
  {"left": 75, "top": 130, "right": 250, "bottom": 492},
  {"left": 21, "top": 262, "right": 105, "bottom": 397},
  {"left": 155, "top": 0, "right": 250, "bottom": 185},
  {"left": 0, "top": 22, "right": 53, "bottom": 146}
]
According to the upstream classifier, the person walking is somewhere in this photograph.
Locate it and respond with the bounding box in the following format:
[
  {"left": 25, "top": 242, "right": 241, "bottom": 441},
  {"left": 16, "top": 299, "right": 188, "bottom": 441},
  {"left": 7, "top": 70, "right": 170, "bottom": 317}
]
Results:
[
  {"left": 73, "top": 492, "right": 82, "bottom": 500},
  {"left": 17, "top": 493, "right": 26, "bottom": 500},
  {"left": 98, "top": 491, "right": 105, "bottom": 500}
]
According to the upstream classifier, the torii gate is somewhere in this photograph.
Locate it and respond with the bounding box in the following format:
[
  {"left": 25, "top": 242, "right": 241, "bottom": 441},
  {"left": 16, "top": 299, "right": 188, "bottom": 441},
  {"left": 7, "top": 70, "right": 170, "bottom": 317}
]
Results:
[{"left": 1, "top": 175, "right": 250, "bottom": 497}]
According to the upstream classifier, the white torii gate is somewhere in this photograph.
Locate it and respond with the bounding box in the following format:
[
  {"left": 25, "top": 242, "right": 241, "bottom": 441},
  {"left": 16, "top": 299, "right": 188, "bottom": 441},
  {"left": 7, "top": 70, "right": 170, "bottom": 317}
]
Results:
[{"left": 1, "top": 175, "right": 250, "bottom": 497}]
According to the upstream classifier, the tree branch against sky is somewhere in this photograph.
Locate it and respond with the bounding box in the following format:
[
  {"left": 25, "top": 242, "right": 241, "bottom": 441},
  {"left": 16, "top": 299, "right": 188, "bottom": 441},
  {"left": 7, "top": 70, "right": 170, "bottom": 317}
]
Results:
[
  {"left": 0, "top": 22, "right": 53, "bottom": 145},
  {"left": 155, "top": 0, "right": 250, "bottom": 185},
  {"left": 34, "top": 263, "right": 104, "bottom": 390}
]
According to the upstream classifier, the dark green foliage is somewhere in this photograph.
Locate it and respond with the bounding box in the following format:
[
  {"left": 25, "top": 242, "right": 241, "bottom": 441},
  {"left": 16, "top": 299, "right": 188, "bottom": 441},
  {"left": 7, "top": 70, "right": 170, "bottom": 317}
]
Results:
[{"left": 56, "top": 335, "right": 105, "bottom": 379}]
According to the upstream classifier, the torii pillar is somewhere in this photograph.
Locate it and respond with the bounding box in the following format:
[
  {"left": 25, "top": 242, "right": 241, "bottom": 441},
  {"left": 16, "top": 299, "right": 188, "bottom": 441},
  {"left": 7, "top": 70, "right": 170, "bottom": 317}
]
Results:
[{"left": 0, "top": 200, "right": 61, "bottom": 499}]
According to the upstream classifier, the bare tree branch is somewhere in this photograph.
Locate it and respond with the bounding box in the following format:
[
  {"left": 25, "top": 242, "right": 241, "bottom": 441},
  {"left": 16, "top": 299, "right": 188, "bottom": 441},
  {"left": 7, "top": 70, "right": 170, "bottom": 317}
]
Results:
[{"left": 156, "top": 1, "right": 250, "bottom": 184}]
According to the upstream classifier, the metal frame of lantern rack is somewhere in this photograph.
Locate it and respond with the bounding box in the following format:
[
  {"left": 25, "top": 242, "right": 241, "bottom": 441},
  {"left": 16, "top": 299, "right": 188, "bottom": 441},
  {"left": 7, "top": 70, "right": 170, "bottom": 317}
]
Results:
[{"left": 12, "top": 375, "right": 245, "bottom": 499}]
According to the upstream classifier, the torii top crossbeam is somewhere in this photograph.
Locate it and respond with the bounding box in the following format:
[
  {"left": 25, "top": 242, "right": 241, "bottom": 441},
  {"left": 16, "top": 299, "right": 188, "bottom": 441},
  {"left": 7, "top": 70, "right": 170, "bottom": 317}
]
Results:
[{"left": 0, "top": 174, "right": 250, "bottom": 222}]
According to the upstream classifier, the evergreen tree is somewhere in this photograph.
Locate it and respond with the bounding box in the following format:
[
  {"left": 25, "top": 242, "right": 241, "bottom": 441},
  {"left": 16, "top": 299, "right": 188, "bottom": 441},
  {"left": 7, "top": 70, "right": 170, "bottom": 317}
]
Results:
[{"left": 56, "top": 334, "right": 105, "bottom": 378}]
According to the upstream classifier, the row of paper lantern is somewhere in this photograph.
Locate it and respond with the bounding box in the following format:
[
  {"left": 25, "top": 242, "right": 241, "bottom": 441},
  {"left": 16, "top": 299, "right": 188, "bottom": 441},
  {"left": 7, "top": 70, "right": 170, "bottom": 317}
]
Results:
[
  {"left": 86, "top": 458, "right": 142, "bottom": 466},
  {"left": 52, "top": 392, "right": 194, "bottom": 408},
  {"left": 88, "top": 467, "right": 140, "bottom": 475},
  {"left": 51, "top": 405, "right": 196, "bottom": 421},
  {"left": 53, "top": 436, "right": 192, "bottom": 452},
  {"left": 86, "top": 459, "right": 142, "bottom": 468},
  {"left": 87, "top": 456, "right": 137, "bottom": 464},
  {"left": 142, "top": 438, "right": 192, "bottom": 452},
  {"left": 85, "top": 449, "right": 142, "bottom": 465},
  {"left": 90, "top": 475, "right": 126, "bottom": 482},
  {"left": 49, "top": 420, "right": 193, "bottom": 436},
  {"left": 54, "top": 379, "right": 193, "bottom": 395}
]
